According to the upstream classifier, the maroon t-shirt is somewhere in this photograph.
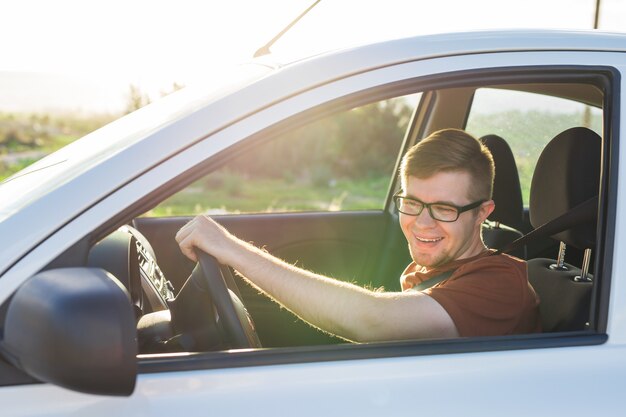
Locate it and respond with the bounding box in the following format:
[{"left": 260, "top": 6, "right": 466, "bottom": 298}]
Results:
[{"left": 401, "top": 250, "right": 541, "bottom": 337}]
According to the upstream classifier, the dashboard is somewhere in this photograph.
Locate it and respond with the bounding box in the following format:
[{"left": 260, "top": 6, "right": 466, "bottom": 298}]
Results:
[
  {"left": 88, "top": 225, "right": 174, "bottom": 316},
  {"left": 136, "top": 235, "right": 175, "bottom": 309}
]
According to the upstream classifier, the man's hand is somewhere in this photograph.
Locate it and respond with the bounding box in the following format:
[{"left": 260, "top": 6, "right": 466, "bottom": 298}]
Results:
[{"left": 175, "top": 215, "right": 233, "bottom": 263}]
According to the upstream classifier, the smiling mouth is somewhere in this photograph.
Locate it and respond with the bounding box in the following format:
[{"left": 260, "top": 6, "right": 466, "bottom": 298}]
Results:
[{"left": 415, "top": 236, "right": 443, "bottom": 243}]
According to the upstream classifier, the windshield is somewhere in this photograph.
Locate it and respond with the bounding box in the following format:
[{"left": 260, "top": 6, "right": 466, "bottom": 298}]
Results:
[{"left": 0, "top": 62, "right": 273, "bottom": 221}]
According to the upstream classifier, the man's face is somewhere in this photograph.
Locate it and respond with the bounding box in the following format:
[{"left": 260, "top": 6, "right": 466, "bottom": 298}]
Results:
[{"left": 399, "top": 171, "right": 494, "bottom": 269}]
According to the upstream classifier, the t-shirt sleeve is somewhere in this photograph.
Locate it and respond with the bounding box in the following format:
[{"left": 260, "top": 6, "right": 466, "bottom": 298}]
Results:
[{"left": 425, "top": 257, "right": 528, "bottom": 337}]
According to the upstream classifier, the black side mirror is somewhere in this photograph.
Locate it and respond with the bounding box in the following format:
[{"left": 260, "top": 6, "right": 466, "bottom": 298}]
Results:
[{"left": 0, "top": 268, "right": 137, "bottom": 396}]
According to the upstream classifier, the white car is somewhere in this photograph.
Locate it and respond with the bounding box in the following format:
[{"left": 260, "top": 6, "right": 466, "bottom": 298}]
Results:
[{"left": 0, "top": 30, "right": 624, "bottom": 416}]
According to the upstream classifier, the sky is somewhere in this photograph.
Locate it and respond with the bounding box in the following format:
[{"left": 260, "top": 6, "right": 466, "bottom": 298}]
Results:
[{"left": 0, "top": 0, "right": 623, "bottom": 114}]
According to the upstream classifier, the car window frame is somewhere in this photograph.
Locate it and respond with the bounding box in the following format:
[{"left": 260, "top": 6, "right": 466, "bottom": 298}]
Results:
[
  {"left": 0, "top": 54, "right": 619, "bottom": 385},
  {"left": 134, "top": 65, "right": 617, "bottom": 374}
]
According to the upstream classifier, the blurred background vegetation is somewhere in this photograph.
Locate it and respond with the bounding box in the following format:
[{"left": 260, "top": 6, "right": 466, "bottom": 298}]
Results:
[
  {"left": 466, "top": 109, "right": 602, "bottom": 202},
  {"left": 0, "top": 83, "right": 182, "bottom": 181},
  {"left": 1, "top": 87, "right": 601, "bottom": 216},
  {"left": 149, "top": 99, "right": 413, "bottom": 216},
  {"left": 0, "top": 112, "right": 116, "bottom": 179}
]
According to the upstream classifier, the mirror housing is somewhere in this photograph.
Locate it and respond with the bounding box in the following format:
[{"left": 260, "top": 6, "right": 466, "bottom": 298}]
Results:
[{"left": 0, "top": 268, "right": 137, "bottom": 396}]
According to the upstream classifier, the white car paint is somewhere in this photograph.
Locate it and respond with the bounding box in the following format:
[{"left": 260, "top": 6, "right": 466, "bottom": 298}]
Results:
[
  {"left": 4, "top": 345, "right": 625, "bottom": 416},
  {"left": 1, "top": 30, "right": 625, "bottom": 415}
]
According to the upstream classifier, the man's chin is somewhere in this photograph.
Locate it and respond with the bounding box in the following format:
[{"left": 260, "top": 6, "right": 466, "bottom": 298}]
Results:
[{"left": 410, "top": 247, "right": 451, "bottom": 269}]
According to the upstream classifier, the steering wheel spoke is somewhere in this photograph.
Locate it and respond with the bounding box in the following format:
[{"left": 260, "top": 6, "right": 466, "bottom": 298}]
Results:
[{"left": 197, "top": 252, "right": 261, "bottom": 349}]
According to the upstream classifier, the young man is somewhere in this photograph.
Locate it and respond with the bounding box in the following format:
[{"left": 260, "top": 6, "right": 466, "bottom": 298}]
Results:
[{"left": 176, "top": 129, "right": 541, "bottom": 342}]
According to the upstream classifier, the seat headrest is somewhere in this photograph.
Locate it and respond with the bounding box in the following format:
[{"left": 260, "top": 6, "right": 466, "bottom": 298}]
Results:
[
  {"left": 529, "top": 127, "right": 601, "bottom": 249},
  {"left": 481, "top": 134, "right": 524, "bottom": 230}
]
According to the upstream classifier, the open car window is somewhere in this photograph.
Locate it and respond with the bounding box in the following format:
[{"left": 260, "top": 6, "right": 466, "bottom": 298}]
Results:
[
  {"left": 96, "top": 74, "right": 611, "bottom": 354},
  {"left": 129, "top": 73, "right": 610, "bottom": 356},
  {"left": 147, "top": 93, "right": 422, "bottom": 216}
]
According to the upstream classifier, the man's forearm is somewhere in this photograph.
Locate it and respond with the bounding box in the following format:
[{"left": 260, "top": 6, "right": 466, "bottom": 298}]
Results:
[{"left": 221, "top": 234, "right": 382, "bottom": 342}]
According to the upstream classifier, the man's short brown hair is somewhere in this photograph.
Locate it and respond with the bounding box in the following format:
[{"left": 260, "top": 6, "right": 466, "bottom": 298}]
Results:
[{"left": 399, "top": 128, "right": 495, "bottom": 201}]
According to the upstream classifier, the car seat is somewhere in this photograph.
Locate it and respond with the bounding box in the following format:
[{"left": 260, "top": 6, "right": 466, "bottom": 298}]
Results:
[
  {"left": 526, "top": 127, "right": 601, "bottom": 332},
  {"left": 480, "top": 134, "right": 525, "bottom": 258}
]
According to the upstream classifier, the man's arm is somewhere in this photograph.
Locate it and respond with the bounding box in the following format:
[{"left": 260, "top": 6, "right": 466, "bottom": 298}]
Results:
[{"left": 176, "top": 215, "right": 459, "bottom": 343}]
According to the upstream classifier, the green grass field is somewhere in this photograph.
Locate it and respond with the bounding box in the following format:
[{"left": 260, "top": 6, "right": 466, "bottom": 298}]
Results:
[{"left": 146, "top": 174, "right": 392, "bottom": 217}]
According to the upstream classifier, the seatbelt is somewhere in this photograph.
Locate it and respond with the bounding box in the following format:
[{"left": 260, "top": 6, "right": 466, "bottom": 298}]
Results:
[
  {"left": 494, "top": 195, "right": 598, "bottom": 256},
  {"left": 412, "top": 269, "right": 456, "bottom": 291}
]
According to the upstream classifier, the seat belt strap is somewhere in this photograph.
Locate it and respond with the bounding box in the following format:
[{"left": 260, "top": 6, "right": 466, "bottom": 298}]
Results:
[
  {"left": 412, "top": 269, "right": 456, "bottom": 291},
  {"left": 494, "top": 195, "right": 598, "bottom": 255}
]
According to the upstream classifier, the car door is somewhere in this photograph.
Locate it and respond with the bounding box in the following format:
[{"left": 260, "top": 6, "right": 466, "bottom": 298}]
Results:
[{"left": 1, "top": 45, "right": 623, "bottom": 416}]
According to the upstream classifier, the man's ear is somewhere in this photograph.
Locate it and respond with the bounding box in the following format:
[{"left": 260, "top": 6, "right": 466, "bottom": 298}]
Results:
[{"left": 476, "top": 200, "right": 495, "bottom": 224}]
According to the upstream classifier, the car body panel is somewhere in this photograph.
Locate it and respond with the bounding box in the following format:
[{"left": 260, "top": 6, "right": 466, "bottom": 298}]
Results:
[
  {"left": 606, "top": 78, "right": 626, "bottom": 343},
  {"left": 3, "top": 344, "right": 625, "bottom": 416},
  {"left": 1, "top": 30, "right": 625, "bottom": 415}
]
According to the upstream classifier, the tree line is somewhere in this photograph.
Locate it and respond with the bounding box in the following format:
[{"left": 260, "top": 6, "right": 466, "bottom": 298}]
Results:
[{"left": 223, "top": 98, "right": 413, "bottom": 184}]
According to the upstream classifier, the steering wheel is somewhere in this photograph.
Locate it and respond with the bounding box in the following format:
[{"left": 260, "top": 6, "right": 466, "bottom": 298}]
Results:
[{"left": 196, "top": 251, "right": 261, "bottom": 349}]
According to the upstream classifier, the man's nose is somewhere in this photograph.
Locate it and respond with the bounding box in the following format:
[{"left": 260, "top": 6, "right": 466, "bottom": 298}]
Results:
[{"left": 414, "top": 207, "right": 436, "bottom": 227}]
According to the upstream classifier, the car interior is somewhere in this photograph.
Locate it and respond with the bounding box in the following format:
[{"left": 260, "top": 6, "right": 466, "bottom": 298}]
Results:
[
  {"left": 126, "top": 77, "right": 608, "bottom": 351},
  {"left": 0, "top": 73, "right": 610, "bottom": 359}
]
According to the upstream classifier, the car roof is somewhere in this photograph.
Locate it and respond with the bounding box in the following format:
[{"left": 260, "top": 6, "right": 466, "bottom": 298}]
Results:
[{"left": 272, "top": 29, "right": 626, "bottom": 76}]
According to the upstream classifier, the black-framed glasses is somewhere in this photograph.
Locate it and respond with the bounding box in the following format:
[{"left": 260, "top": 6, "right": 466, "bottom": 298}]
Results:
[{"left": 393, "top": 192, "right": 485, "bottom": 222}]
